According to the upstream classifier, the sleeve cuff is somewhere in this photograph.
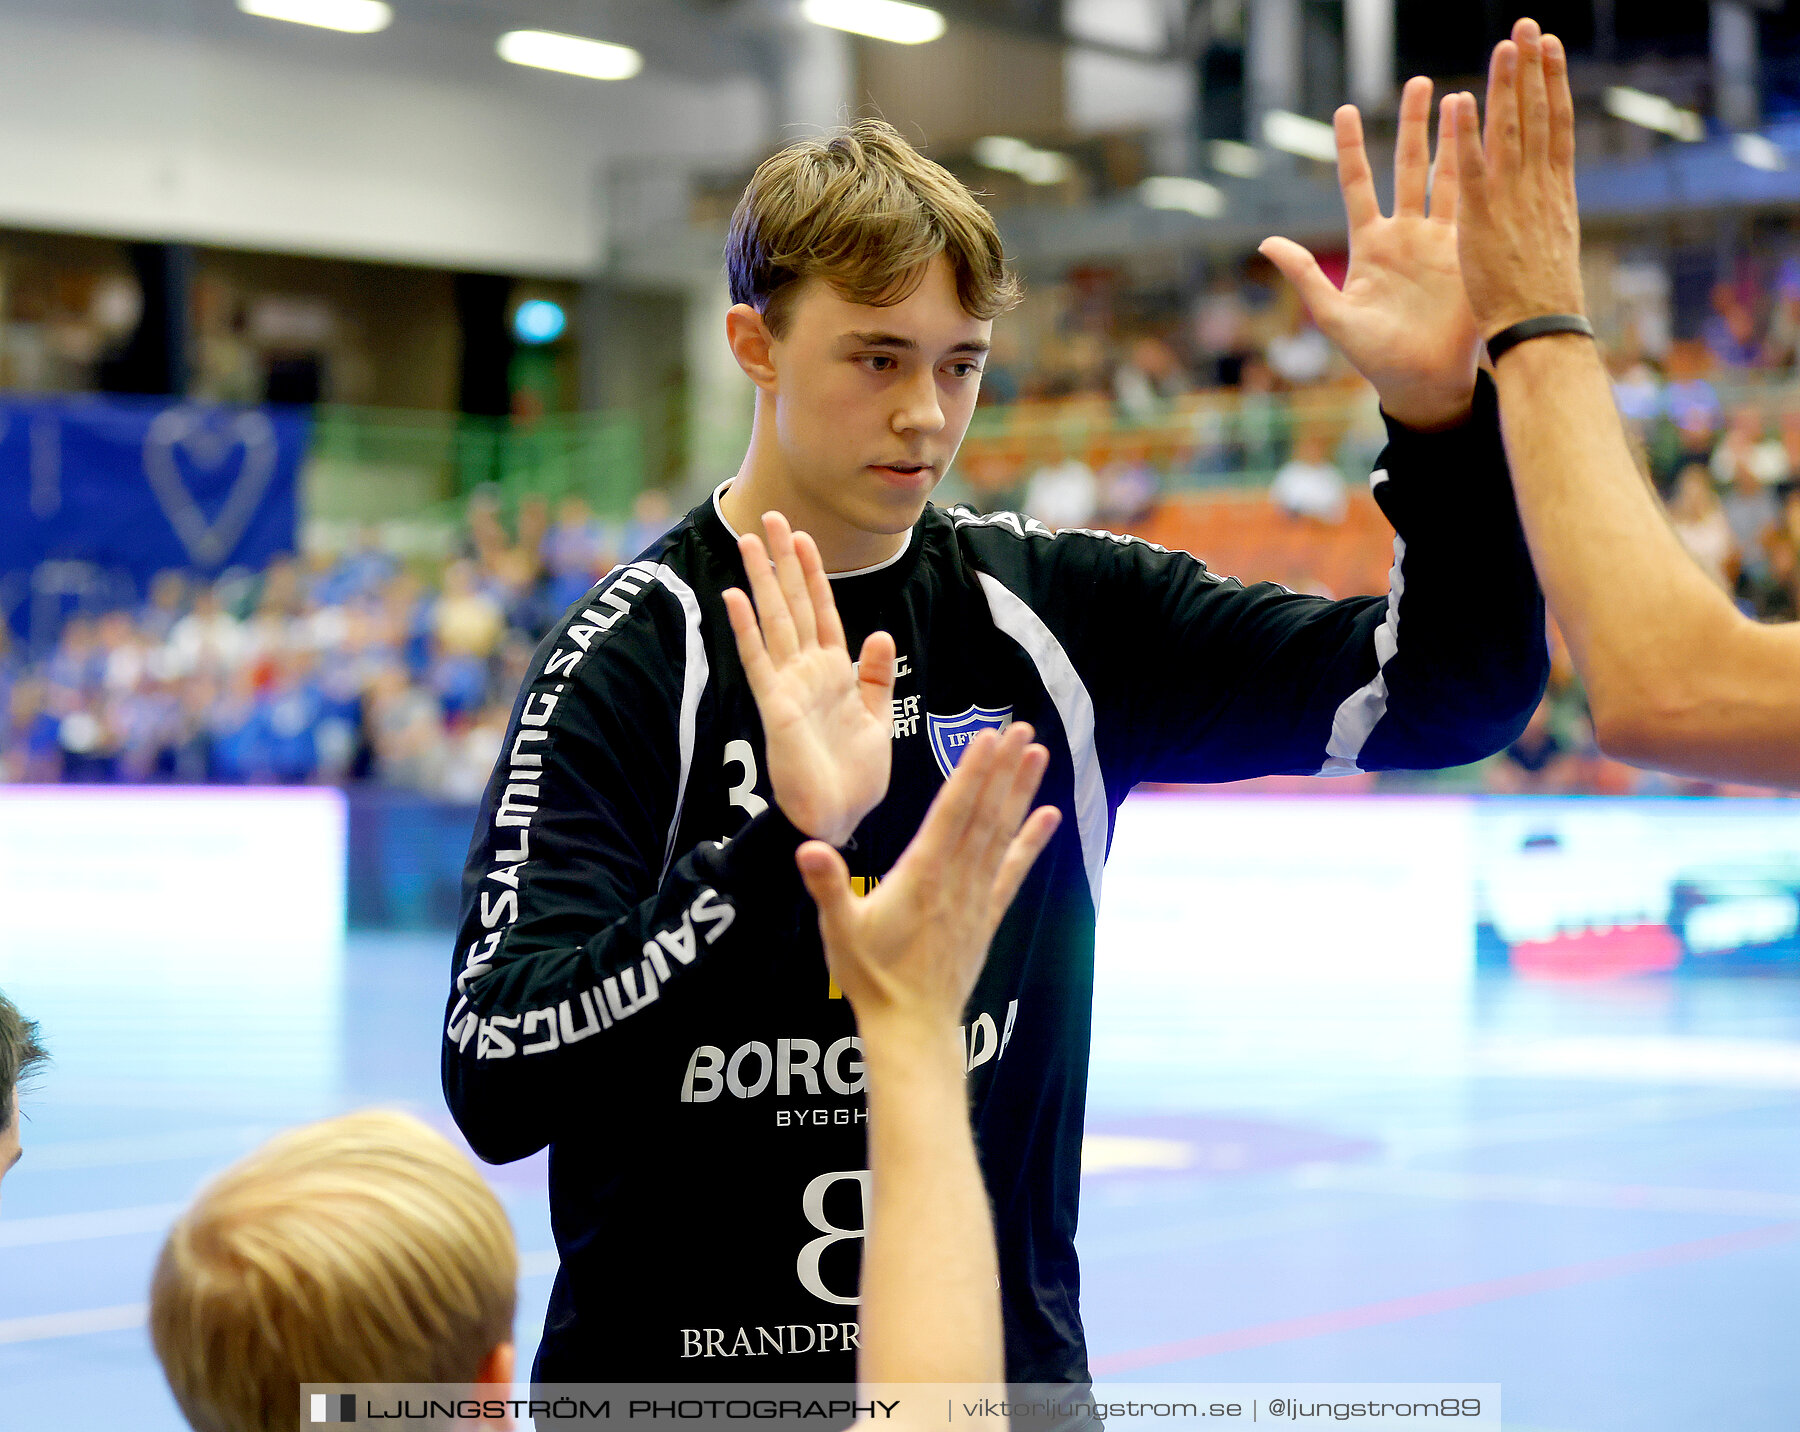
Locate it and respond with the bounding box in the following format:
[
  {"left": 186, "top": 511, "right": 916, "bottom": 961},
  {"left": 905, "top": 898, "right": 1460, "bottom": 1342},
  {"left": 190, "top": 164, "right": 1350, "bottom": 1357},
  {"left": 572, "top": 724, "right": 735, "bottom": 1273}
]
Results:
[
  {"left": 1373, "top": 371, "right": 1517, "bottom": 530},
  {"left": 1379, "top": 369, "right": 1501, "bottom": 450}
]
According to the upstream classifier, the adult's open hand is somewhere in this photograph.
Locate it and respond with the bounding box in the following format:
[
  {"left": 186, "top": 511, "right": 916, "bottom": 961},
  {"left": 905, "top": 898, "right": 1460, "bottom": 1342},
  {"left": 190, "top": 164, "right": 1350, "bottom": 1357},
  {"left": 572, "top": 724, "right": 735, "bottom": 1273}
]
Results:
[
  {"left": 1260, "top": 75, "right": 1480, "bottom": 431},
  {"left": 1452, "top": 18, "right": 1587, "bottom": 341},
  {"left": 723, "top": 512, "right": 896, "bottom": 847},
  {"left": 795, "top": 723, "right": 1060, "bottom": 1038}
]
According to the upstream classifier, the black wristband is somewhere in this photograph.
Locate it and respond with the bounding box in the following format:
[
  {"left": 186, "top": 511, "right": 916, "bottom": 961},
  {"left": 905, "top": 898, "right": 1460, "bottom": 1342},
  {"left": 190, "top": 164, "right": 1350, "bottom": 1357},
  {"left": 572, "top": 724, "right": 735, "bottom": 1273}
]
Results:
[{"left": 1486, "top": 314, "right": 1595, "bottom": 365}]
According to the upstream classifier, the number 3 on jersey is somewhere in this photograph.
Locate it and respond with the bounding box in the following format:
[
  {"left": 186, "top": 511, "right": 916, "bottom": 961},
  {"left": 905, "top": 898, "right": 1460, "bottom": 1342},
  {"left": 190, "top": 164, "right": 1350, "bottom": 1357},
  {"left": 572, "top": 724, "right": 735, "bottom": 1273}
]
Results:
[{"left": 723, "top": 739, "right": 769, "bottom": 818}]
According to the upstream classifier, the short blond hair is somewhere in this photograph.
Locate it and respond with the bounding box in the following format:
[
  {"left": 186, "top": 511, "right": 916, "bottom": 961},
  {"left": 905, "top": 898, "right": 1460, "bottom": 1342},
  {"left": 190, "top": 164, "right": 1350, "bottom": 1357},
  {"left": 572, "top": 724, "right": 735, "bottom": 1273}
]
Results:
[
  {"left": 727, "top": 117, "right": 1022, "bottom": 336},
  {"left": 150, "top": 1110, "right": 517, "bottom": 1432}
]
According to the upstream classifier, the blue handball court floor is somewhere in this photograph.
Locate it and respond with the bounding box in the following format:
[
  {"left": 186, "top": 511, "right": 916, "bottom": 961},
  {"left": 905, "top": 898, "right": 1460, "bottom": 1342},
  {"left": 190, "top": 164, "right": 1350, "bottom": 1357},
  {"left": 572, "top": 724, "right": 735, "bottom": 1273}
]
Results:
[{"left": 3, "top": 793, "right": 1799, "bottom": 1432}]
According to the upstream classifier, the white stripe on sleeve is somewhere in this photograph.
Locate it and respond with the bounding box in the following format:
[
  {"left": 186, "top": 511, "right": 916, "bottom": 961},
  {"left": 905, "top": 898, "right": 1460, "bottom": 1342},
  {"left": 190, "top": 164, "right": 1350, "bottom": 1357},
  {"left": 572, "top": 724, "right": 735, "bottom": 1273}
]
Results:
[
  {"left": 1319, "top": 535, "right": 1407, "bottom": 776},
  {"left": 647, "top": 563, "right": 709, "bottom": 883},
  {"left": 975, "top": 572, "right": 1108, "bottom": 910}
]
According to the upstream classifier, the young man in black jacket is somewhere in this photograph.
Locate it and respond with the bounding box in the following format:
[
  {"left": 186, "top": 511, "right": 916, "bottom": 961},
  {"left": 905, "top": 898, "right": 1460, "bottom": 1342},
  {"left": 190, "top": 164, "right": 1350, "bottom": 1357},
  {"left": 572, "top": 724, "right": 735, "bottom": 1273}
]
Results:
[{"left": 444, "top": 111, "right": 1547, "bottom": 1386}]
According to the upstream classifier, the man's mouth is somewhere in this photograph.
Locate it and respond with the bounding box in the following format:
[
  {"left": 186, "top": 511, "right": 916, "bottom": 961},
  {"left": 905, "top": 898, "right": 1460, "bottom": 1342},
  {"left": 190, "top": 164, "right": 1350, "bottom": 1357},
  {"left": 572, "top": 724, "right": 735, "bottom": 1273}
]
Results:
[{"left": 870, "top": 461, "right": 934, "bottom": 480}]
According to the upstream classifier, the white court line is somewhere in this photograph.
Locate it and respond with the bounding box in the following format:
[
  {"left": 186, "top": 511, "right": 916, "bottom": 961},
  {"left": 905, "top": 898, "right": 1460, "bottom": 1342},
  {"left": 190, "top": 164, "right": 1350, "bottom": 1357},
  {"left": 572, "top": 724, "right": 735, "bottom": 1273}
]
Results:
[
  {"left": 25, "top": 1126, "right": 279, "bottom": 1171},
  {"left": 1082, "top": 1135, "right": 1197, "bottom": 1175},
  {"left": 1295, "top": 1165, "right": 1800, "bottom": 1219},
  {"left": 1474, "top": 1035, "right": 1800, "bottom": 1088},
  {"left": 1383, "top": 1088, "right": 1776, "bottom": 1157},
  {"left": 0, "top": 1202, "right": 186, "bottom": 1249},
  {"left": 0, "top": 1303, "right": 145, "bottom": 1345}
]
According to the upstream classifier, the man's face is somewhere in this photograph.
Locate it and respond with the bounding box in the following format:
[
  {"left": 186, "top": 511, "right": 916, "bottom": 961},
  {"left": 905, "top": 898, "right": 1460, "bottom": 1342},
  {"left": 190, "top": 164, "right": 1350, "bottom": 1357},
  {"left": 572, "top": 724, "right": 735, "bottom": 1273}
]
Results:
[
  {"left": 0, "top": 1090, "right": 20, "bottom": 1209},
  {"left": 765, "top": 255, "right": 992, "bottom": 539}
]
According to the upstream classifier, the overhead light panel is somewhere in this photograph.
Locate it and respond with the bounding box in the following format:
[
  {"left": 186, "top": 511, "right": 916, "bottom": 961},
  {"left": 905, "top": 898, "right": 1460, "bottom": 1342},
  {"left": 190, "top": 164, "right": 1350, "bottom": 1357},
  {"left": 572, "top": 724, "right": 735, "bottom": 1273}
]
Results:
[
  {"left": 1262, "top": 110, "right": 1338, "bottom": 163},
  {"left": 972, "top": 136, "right": 1071, "bottom": 185},
  {"left": 1732, "top": 132, "right": 1786, "bottom": 172},
  {"left": 801, "top": 0, "right": 946, "bottom": 45},
  {"left": 1139, "top": 176, "right": 1226, "bottom": 219},
  {"left": 1604, "top": 86, "right": 1704, "bottom": 142},
  {"left": 499, "top": 29, "right": 643, "bottom": 81},
  {"left": 1209, "top": 140, "right": 1263, "bottom": 179},
  {"left": 237, "top": 0, "right": 392, "bottom": 33},
  {"left": 973, "top": 136, "right": 1032, "bottom": 170}
]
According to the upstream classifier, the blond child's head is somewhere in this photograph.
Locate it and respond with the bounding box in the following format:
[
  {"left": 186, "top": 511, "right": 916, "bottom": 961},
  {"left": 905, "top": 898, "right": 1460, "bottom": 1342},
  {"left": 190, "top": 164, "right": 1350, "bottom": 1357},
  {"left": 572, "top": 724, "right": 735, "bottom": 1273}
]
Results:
[{"left": 150, "top": 1110, "right": 517, "bottom": 1432}]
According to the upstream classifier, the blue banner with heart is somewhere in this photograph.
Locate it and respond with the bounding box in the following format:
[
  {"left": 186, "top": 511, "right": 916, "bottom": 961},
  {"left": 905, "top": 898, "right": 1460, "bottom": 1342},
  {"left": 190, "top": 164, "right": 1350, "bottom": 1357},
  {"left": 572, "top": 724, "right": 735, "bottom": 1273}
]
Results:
[{"left": 0, "top": 394, "right": 308, "bottom": 645}]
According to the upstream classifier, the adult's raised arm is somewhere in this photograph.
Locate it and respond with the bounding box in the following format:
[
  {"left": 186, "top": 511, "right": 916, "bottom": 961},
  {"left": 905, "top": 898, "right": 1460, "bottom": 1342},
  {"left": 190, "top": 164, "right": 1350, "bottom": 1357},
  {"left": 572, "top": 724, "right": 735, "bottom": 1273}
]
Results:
[
  {"left": 1455, "top": 17, "right": 1800, "bottom": 785},
  {"left": 796, "top": 723, "right": 1059, "bottom": 1411}
]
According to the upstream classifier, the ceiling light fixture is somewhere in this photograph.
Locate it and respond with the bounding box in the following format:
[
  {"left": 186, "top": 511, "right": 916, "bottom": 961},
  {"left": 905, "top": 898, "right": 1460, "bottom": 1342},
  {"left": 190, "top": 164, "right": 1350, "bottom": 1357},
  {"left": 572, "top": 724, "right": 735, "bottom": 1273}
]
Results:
[
  {"left": 498, "top": 29, "right": 644, "bottom": 81},
  {"left": 800, "top": 0, "right": 946, "bottom": 45},
  {"left": 1261, "top": 110, "right": 1339, "bottom": 163},
  {"left": 1732, "top": 132, "right": 1785, "bottom": 172},
  {"left": 1604, "top": 86, "right": 1705, "bottom": 142},
  {"left": 1139, "top": 176, "right": 1226, "bottom": 219},
  {"left": 972, "top": 136, "right": 1071, "bottom": 185},
  {"left": 1208, "top": 140, "right": 1263, "bottom": 179},
  {"left": 236, "top": 0, "right": 392, "bottom": 33}
]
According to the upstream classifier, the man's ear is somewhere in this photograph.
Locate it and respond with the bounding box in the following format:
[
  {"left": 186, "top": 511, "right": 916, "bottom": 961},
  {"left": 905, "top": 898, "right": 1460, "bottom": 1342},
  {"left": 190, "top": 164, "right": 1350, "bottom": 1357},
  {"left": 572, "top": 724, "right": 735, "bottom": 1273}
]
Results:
[{"left": 726, "top": 303, "right": 779, "bottom": 391}]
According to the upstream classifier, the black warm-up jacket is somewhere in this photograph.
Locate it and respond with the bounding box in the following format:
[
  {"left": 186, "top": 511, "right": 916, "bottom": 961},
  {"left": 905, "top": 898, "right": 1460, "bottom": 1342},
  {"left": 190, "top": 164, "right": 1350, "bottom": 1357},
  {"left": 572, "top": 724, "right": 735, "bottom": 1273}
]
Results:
[{"left": 443, "top": 377, "right": 1549, "bottom": 1385}]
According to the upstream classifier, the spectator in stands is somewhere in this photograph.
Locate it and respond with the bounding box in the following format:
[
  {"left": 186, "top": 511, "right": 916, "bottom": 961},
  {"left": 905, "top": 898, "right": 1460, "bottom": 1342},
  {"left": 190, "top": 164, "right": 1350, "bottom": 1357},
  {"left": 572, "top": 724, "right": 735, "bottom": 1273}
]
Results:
[
  {"left": 1761, "top": 529, "right": 1800, "bottom": 624},
  {"left": 2, "top": 676, "right": 60, "bottom": 782},
  {"left": 1659, "top": 342, "right": 1722, "bottom": 432},
  {"left": 1608, "top": 346, "right": 1663, "bottom": 428},
  {"left": 1651, "top": 412, "right": 1719, "bottom": 498},
  {"left": 439, "top": 699, "right": 510, "bottom": 803},
  {"left": 1711, "top": 406, "right": 1786, "bottom": 490},
  {"left": 243, "top": 557, "right": 304, "bottom": 665},
  {"left": 540, "top": 493, "right": 610, "bottom": 609},
  {"left": 1112, "top": 335, "right": 1189, "bottom": 420},
  {"left": 1192, "top": 276, "right": 1253, "bottom": 386},
  {"left": 620, "top": 487, "right": 675, "bottom": 559},
  {"left": 1704, "top": 282, "right": 1761, "bottom": 370},
  {"left": 364, "top": 664, "right": 446, "bottom": 793},
  {"left": 166, "top": 584, "right": 246, "bottom": 679},
  {"left": 1236, "top": 355, "right": 1290, "bottom": 475},
  {"left": 1775, "top": 409, "right": 1800, "bottom": 484},
  {"left": 1265, "top": 310, "right": 1334, "bottom": 388},
  {"left": 262, "top": 649, "right": 324, "bottom": 784},
  {"left": 1022, "top": 442, "right": 1098, "bottom": 530},
  {"left": 140, "top": 570, "right": 190, "bottom": 644},
  {"left": 1718, "top": 459, "right": 1780, "bottom": 592},
  {"left": 1762, "top": 281, "right": 1800, "bottom": 373},
  {"left": 432, "top": 560, "right": 504, "bottom": 720},
  {"left": 0, "top": 988, "right": 47, "bottom": 1209},
  {"left": 1095, "top": 439, "right": 1160, "bottom": 529},
  {"left": 1269, "top": 428, "right": 1349, "bottom": 524},
  {"left": 1666, "top": 464, "right": 1738, "bottom": 591}
]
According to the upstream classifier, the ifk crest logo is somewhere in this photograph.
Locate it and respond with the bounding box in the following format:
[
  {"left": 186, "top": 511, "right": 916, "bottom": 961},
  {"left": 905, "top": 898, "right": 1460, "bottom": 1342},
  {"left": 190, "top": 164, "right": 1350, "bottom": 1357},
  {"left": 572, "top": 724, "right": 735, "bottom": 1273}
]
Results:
[{"left": 926, "top": 704, "right": 1013, "bottom": 779}]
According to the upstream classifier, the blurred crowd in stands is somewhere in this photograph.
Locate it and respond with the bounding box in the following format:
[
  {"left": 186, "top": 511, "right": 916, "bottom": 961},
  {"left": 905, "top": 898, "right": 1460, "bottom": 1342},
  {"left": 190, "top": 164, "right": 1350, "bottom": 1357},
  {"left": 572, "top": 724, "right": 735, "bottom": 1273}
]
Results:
[
  {"left": 0, "top": 491, "right": 670, "bottom": 797},
  {"left": 6, "top": 257, "right": 1800, "bottom": 799}
]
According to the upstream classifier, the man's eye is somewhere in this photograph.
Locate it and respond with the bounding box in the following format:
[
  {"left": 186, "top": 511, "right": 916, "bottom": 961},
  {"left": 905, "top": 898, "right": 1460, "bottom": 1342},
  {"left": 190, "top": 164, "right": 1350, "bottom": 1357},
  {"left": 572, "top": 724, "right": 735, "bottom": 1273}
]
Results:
[
  {"left": 861, "top": 355, "right": 897, "bottom": 372},
  {"left": 946, "top": 363, "right": 982, "bottom": 379}
]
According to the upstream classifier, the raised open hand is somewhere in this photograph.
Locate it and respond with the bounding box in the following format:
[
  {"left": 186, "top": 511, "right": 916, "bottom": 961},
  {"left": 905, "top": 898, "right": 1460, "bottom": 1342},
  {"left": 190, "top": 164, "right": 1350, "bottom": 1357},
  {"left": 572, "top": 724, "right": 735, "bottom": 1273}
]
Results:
[
  {"left": 1260, "top": 76, "right": 1481, "bottom": 431},
  {"left": 1452, "top": 19, "right": 1586, "bottom": 341},
  {"left": 722, "top": 511, "right": 897, "bottom": 847},
  {"left": 794, "top": 723, "right": 1061, "bottom": 1036}
]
